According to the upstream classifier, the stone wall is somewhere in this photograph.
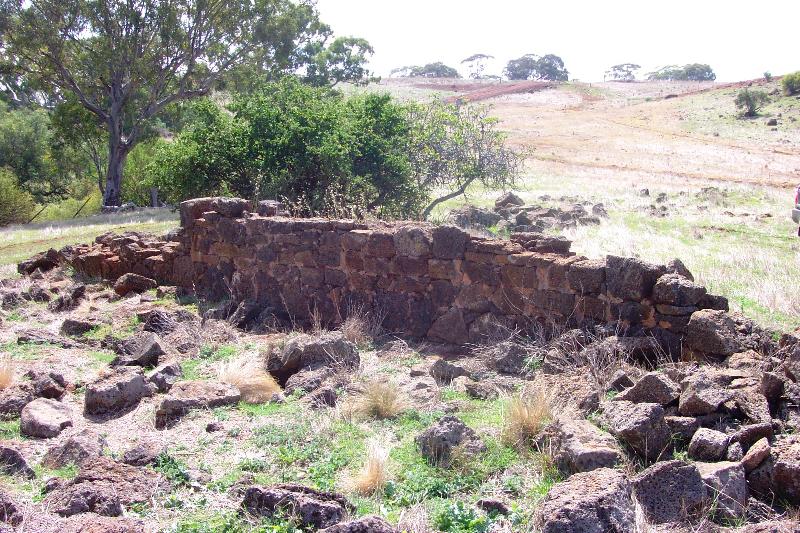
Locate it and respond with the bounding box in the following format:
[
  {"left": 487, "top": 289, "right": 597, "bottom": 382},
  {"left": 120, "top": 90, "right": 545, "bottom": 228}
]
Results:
[{"left": 37, "top": 197, "right": 728, "bottom": 346}]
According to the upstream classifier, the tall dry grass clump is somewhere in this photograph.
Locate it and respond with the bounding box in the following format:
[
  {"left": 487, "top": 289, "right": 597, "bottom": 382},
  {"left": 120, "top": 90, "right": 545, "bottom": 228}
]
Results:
[
  {"left": 501, "top": 386, "right": 554, "bottom": 449},
  {"left": 0, "top": 355, "right": 13, "bottom": 390},
  {"left": 339, "top": 304, "right": 383, "bottom": 347},
  {"left": 345, "top": 441, "right": 390, "bottom": 495},
  {"left": 354, "top": 380, "right": 406, "bottom": 420},
  {"left": 217, "top": 356, "right": 281, "bottom": 404}
]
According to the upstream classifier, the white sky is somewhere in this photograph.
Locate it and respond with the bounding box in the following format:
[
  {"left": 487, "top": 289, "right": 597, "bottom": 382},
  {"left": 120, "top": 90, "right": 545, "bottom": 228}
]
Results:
[{"left": 316, "top": 0, "right": 800, "bottom": 82}]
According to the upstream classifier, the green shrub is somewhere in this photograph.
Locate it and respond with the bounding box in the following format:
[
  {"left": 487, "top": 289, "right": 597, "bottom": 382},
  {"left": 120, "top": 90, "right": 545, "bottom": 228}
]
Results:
[
  {"left": 763, "top": 71, "right": 772, "bottom": 82},
  {"left": 782, "top": 71, "right": 800, "bottom": 95},
  {"left": 433, "top": 501, "right": 492, "bottom": 533},
  {"left": 734, "top": 88, "right": 770, "bottom": 117},
  {"left": 0, "top": 167, "right": 36, "bottom": 225},
  {"left": 153, "top": 453, "right": 191, "bottom": 487}
]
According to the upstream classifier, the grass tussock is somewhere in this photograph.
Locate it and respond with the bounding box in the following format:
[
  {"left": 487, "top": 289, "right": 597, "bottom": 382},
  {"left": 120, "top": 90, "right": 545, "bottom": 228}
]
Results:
[
  {"left": 0, "top": 355, "right": 13, "bottom": 390},
  {"left": 217, "top": 356, "right": 281, "bottom": 404},
  {"left": 345, "top": 440, "right": 390, "bottom": 495},
  {"left": 353, "top": 380, "right": 406, "bottom": 420},
  {"left": 339, "top": 303, "right": 383, "bottom": 347},
  {"left": 501, "top": 387, "right": 554, "bottom": 449}
]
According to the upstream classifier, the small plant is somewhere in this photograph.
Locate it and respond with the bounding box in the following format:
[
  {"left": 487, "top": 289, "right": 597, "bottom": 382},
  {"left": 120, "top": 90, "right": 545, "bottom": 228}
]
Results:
[
  {"left": 433, "top": 501, "right": 491, "bottom": 533},
  {"left": 763, "top": 71, "right": 772, "bottom": 82},
  {"left": 734, "top": 88, "right": 770, "bottom": 117},
  {"left": 217, "top": 356, "right": 281, "bottom": 404},
  {"left": 339, "top": 304, "right": 383, "bottom": 348},
  {"left": 0, "top": 355, "right": 14, "bottom": 390},
  {"left": 353, "top": 380, "right": 406, "bottom": 420},
  {"left": 782, "top": 71, "right": 800, "bottom": 95},
  {"left": 345, "top": 441, "right": 389, "bottom": 495},
  {"left": 154, "top": 453, "right": 191, "bottom": 487},
  {"left": 501, "top": 387, "right": 553, "bottom": 449}
]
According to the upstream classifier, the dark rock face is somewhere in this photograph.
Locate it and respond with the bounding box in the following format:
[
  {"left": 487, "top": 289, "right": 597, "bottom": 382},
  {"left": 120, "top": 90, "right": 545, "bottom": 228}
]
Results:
[
  {"left": 615, "top": 371, "right": 680, "bottom": 406},
  {"left": 44, "top": 480, "right": 123, "bottom": 517},
  {"left": 122, "top": 439, "right": 166, "bottom": 466},
  {"left": 267, "top": 331, "right": 359, "bottom": 384},
  {"left": 536, "top": 468, "right": 634, "bottom": 533},
  {"left": 415, "top": 415, "right": 486, "bottom": 466},
  {"left": 26, "top": 369, "right": 67, "bottom": 399},
  {"left": 241, "top": 484, "right": 354, "bottom": 530},
  {"left": 112, "top": 332, "right": 166, "bottom": 367},
  {"left": 147, "top": 362, "right": 183, "bottom": 393},
  {"left": 631, "top": 460, "right": 706, "bottom": 524}
]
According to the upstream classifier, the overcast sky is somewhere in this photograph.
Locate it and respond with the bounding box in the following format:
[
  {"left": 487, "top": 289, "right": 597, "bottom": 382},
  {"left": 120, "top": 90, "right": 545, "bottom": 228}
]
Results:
[{"left": 316, "top": 0, "right": 800, "bottom": 82}]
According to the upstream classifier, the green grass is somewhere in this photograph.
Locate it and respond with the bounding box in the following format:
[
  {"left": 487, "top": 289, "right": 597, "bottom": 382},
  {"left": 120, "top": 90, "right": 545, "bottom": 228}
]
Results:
[
  {"left": 181, "top": 343, "right": 240, "bottom": 380},
  {"left": 0, "top": 419, "right": 22, "bottom": 439},
  {"left": 1, "top": 341, "right": 50, "bottom": 361}
]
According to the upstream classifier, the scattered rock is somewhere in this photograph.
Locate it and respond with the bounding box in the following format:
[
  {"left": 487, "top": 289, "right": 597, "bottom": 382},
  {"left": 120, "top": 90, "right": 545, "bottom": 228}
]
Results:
[
  {"left": 0, "top": 444, "right": 34, "bottom": 478},
  {"left": 685, "top": 310, "right": 744, "bottom": 358},
  {"left": 688, "top": 428, "right": 730, "bottom": 462},
  {"left": 476, "top": 498, "right": 510, "bottom": 515},
  {"left": 16, "top": 328, "right": 80, "bottom": 348},
  {"left": 536, "top": 468, "right": 634, "bottom": 533},
  {"left": 495, "top": 192, "right": 525, "bottom": 208},
  {"left": 122, "top": 440, "right": 165, "bottom": 466},
  {"left": 44, "top": 480, "right": 123, "bottom": 516},
  {"left": 112, "top": 332, "right": 165, "bottom": 367},
  {"left": 267, "top": 331, "right": 359, "bottom": 384},
  {"left": 679, "top": 370, "right": 732, "bottom": 416},
  {"left": 0, "top": 383, "right": 34, "bottom": 419},
  {"left": 665, "top": 415, "right": 699, "bottom": 443},
  {"left": 742, "top": 437, "right": 770, "bottom": 473},
  {"left": 47, "top": 284, "right": 86, "bottom": 312},
  {"left": 537, "top": 417, "right": 623, "bottom": 475},
  {"left": 60, "top": 317, "right": 103, "bottom": 337},
  {"left": 84, "top": 367, "right": 153, "bottom": 415},
  {"left": 155, "top": 380, "right": 240, "bottom": 428},
  {"left": 42, "top": 429, "right": 106, "bottom": 469},
  {"left": 26, "top": 369, "right": 67, "bottom": 399},
  {"left": 631, "top": 460, "right": 706, "bottom": 524},
  {"left": 615, "top": 371, "right": 680, "bottom": 406},
  {"left": 416, "top": 415, "right": 486, "bottom": 466},
  {"left": 452, "top": 376, "right": 498, "bottom": 400},
  {"left": 147, "top": 362, "right": 183, "bottom": 393},
  {"left": 599, "top": 400, "right": 671, "bottom": 461},
  {"left": 20, "top": 398, "right": 73, "bottom": 438},
  {"left": 113, "top": 273, "right": 157, "bottom": 296},
  {"left": 429, "top": 358, "right": 469, "bottom": 384},
  {"left": 242, "top": 484, "right": 354, "bottom": 529},
  {"left": 696, "top": 461, "right": 748, "bottom": 520},
  {"left": 0, "top": 489, "right": 22, "bottom": 526}
]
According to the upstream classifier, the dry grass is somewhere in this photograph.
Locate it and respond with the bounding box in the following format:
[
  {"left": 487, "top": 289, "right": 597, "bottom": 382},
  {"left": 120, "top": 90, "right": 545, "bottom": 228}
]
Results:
[
  {"left": 344, "top": 440, "right": 390, "bottom": 495},
  {"left": 339, "top": 303, "right": 384, "bottom": 347},
  {"left": 0, "top": 355, "right": 13, "bottom": 389},
  {"left": 217, "top": 356, "right": 281, "bottom": 404},
  {"left": 353, "top": 380, "right": 406, "bottom": 420},
  {"left": 501, "top": 386, "right": 554, "bottom": 449}
]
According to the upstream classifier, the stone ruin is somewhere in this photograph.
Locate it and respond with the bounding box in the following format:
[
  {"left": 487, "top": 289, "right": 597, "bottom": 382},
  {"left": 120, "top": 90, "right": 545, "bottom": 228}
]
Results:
[{"left": 21, "top": 196, "right": 734, "bottom": 358}]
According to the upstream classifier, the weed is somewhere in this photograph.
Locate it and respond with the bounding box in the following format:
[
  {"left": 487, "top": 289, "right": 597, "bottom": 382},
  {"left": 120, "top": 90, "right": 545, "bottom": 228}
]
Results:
[
  {"left": 154, "top": 452, "right": 191, "bottom": 487},
  {"left": 433, "top": 501, "right": 492, "bottom": 533}
]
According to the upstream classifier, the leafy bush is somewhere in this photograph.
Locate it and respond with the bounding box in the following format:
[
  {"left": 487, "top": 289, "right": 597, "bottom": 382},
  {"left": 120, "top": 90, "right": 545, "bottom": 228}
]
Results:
[
  {"left": 0, "top": 167, "right": 36, "bottom": 225},
  {"left": 153, "top": 452, "right": 191, "bottom": 487},
  {"left": 647, "top": 64, "right": 716, "bottom": 81},
  {"left": 764, "top": 72, "right": 772, "bottom": 82},
  {"left": 782, "top": 71, "right": 800, "bottom": 95},
  {"left": 734, "top": 89, "right": 770, "bottom": 117}
]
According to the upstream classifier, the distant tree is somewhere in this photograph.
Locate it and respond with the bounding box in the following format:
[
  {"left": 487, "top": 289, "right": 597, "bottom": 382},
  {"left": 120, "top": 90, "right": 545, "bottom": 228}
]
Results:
[
  {"left": 735, "top": 89, "right": 770, "bottom": 117},
  {"left": 405, "top": 63, "right": 461, "bottom": 78},
  {"left": 390, "top": 66, "right": 415, "bottom": 78},
  {"left": 647, "top": 64, "right": 716, "bottom": 81},
  {"left": 504, "top": 54, "right": 568, "bottom": 81},
  {"left": 605, "top": 63, "right": 641, "bottom": 82},
  {"left": 461, "top": 53, "right": 494, "bottom": 79},
  {"left": 763, "top": 72, "right": 773, "bottom": 82},
  {"left": 782, "top": 71, "right": 800, "bottom": 95},
  {"left": 4, "top": 0, "right": 346, "bottom": 207}
]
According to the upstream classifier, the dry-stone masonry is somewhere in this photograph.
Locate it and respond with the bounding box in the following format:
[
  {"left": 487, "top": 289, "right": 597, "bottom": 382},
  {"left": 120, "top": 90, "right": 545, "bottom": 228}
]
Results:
[{"left": 30, "top": 197, "right": 729, "bottom": 351}]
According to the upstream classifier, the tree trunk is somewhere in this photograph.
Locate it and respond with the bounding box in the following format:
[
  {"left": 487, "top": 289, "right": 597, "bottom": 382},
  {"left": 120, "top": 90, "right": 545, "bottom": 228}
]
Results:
[
  {"left": 102, "top": 120, "right": 129, "bottom": 207},
  {"left": 421, "top": 178, "right": 473, "bottom": 220}
]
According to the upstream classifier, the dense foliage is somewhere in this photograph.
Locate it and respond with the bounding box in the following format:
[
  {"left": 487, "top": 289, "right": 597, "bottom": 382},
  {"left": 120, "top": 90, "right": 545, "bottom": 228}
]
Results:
[
  {"left": 605, "top": 63, "right": 640, "bottom": 82},
  {"left": 734, "top": 89, "right": 770, "bottom": 117},
  {"left": 0, "top": 167, "right": 35, "bottom": 225},
  {"left": 3, "top": 0, "right": 373, "bottom": 206},
  {"left": 782, "top": 71, "right": 800, "bottom": 96},
  {"left": 147, "top": 79, "right": 519, "bottom": 219},
  {"left": 646, "top": 64, "right": 716, "bottom": 81},
  {"left": 504, "top": 54, "right": 569, "bottom": 81}
]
